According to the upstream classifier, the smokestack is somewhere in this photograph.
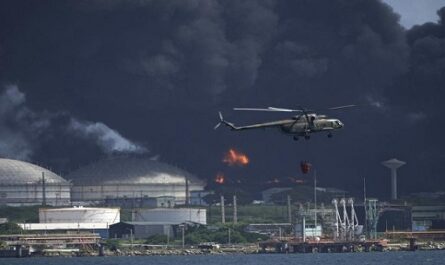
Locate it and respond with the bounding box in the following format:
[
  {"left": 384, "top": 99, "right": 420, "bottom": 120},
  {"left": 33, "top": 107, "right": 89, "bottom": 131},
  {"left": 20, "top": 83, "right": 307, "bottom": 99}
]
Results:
[
  {"left": 233, "top": 195, "right": 238, "bottom": 224},
  {"left": 381, "top": 158, "right": 406, "bottom": 200},
  {"left": 42, "top": 172, "right": 46, "bottom": 206},
  {"left": 220, "top": 195, "right": 225, "bottom": 224}
]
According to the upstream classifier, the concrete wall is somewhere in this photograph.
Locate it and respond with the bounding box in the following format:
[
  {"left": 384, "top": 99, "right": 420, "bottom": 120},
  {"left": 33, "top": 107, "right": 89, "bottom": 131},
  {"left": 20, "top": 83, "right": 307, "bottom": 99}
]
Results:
[{"left": 0, "top": 184, "right": 71, "bottom": 206}]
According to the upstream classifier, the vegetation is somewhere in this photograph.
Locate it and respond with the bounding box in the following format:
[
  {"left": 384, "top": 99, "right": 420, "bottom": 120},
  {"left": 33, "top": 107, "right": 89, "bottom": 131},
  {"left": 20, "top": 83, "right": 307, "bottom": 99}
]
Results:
[
  {"left": 183, "top": 225, "right": 268, "bottom": 245},
  {"left": 0, "top": 222, "right": 23, "bottom": 234},
  {"left": 105, "top": 239, "right": 123, "bottom": 251},
  {"left": 144, "top": 234, "right": 169, "bottom": 244},
  {"left": 0, "top": 240, "right": 6, "bottom": 249},
  {"left": 207, "top": 204, "right": 291, "bottom": 224},
  {"left": 0, "top": 205, "right": 41, "bottom": 223}
]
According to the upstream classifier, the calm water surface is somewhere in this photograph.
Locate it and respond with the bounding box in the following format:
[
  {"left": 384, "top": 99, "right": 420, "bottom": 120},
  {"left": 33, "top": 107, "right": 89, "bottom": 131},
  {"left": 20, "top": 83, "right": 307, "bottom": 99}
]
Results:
[{"left": 1, "top": 251, "right": 444, "bottom": 265}]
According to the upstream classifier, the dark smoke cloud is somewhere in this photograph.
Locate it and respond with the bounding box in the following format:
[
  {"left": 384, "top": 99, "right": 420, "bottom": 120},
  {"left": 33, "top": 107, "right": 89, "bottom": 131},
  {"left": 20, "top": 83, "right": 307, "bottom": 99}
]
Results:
[
  {"left": 385, "top": 7, "right": 445, "bottom": 189},
  {"left": 0, "top": 0, "right": 442, "bottom": 198},
  {"left": 0, "top": 85, "right": 52, "bottom": 160}
]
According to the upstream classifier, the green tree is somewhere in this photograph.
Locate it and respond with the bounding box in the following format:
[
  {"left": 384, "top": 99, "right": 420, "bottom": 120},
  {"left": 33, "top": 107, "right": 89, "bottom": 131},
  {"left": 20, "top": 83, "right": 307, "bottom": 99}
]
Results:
[{"left": 0, "top": 222, "right": 23, "bottom": 234}]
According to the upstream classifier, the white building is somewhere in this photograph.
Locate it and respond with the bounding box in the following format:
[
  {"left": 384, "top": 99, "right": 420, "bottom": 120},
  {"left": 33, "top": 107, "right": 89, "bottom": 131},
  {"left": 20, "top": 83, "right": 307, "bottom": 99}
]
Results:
[{"left": 39, "top": 207, "right": 120, "bottom": 224}]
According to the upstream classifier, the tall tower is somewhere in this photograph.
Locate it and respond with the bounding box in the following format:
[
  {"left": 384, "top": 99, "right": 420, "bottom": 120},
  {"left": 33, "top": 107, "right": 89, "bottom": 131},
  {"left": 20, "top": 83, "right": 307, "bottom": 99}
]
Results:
[{"left": 382, "top": 158, "right": 406, "bottom": 200}]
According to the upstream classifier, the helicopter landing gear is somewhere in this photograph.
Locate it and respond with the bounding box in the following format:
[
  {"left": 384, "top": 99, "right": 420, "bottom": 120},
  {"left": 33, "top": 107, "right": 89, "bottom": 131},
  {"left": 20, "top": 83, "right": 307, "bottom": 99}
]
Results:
[
  {"left": 328, "top": 132, "right": 333, "bottom": 138},
  {"left": 293, "top": 136, "right": 299, "bottom": 141}
]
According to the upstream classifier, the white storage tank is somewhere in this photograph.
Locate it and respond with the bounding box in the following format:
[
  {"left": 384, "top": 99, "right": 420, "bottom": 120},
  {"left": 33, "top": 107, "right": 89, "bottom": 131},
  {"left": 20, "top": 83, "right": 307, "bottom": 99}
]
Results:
[
  {"left": 133, "top": 208, "right": 206, "bottom": 225},
  {"left": 39, "top": 207, "right": 120, "bottom": 224},
  {"left": 68, "top": 157, "right": 205, "bottom": 204},
  {"left": 0, "top": 158, "right": 71, "bottom": 206}
]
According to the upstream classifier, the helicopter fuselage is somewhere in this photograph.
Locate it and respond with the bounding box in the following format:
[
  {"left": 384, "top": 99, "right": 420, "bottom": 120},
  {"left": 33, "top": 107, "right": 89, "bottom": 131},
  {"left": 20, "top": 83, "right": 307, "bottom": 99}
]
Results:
[{"left": 280, "top": 118, "right": 344, "bottom": 136}]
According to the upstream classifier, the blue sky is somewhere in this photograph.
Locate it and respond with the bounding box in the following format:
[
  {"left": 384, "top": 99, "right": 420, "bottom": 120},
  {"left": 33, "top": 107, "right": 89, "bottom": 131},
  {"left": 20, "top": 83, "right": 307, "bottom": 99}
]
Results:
[{"left": 384, "top": 0, "right": 445, "bottom": 28}]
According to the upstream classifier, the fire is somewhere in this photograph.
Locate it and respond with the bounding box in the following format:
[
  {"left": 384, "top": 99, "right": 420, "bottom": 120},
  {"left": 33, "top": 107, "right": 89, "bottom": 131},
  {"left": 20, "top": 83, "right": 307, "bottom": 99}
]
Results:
[
  {"left": 223, "top": 148, "right": 249, "bottom": 166},
  {"left": 215, "top": 173, "right": 225, "bottom": 184}
]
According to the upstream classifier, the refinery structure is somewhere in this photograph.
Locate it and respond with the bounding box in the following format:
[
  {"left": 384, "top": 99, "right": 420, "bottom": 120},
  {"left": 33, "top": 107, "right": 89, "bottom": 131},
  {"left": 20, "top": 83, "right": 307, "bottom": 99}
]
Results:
[
  {"left": 0, "top": 157, "right": 205, "bottom": 207},
  {"left": 1, "top": 154, "right": 445, "bottom": 255}
]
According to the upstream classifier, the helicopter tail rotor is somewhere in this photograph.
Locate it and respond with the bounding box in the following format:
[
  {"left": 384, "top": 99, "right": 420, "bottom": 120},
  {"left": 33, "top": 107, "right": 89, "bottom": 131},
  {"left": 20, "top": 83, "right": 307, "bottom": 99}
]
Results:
[
  {"left": 214, "top": 112, "right": 237, "bottom": 130},
  {"left": 214, "top": 112, "right": 224, "bottom": 129}
]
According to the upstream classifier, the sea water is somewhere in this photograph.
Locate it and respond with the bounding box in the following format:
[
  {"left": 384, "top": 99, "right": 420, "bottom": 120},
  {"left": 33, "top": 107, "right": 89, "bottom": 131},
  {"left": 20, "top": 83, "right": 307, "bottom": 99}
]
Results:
[{"left": 1, "top": 251, "right": 444, "bottom": 265}]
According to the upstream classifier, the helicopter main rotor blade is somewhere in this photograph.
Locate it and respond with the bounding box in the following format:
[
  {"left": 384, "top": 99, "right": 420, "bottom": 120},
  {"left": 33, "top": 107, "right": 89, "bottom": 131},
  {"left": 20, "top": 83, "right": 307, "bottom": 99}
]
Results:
[
  {"left": 328, "top": 104, "right": 356, "bottom": 110},
  {"left": 233, "top": 107, "right": 303, "bottom": 112},
  {"left": 267, "top": 107, "right": 302, "bottom": 112},
  {"left": 233, "top": 108, "right": 278, "bottom": 112}
]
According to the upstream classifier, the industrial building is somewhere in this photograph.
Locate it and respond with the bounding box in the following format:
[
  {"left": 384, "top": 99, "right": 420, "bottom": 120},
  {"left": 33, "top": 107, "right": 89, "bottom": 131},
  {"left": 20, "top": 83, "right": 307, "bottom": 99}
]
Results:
[
  {"left": 68, "top": 157, "right": 205, "bottom": 204},
  {"left": 109, "top": 221, "right": 177, "bottom": 239},
  {"left": 19, "top": 222, "right": 110, "bottom": 238},
  {"left": 110, "top": 208, "right": 207, "bottom": 239},
  {"left": 39, "top": 207, "right": 120, "bottom": 224},
  {"left": 104, "top": 196, "right": 176, "bottom": 208},
  {"left": 411, "top": 205, "right": 445, "bottom": 231},
  {"left": 19, "top": 207, "right": 120, "bottom": 238},
  {"left": 132, "top": 208, "right": 207, "bottom": 225},
  {"left": 0, "top": 158, "right": 71, "bottom": 206}
]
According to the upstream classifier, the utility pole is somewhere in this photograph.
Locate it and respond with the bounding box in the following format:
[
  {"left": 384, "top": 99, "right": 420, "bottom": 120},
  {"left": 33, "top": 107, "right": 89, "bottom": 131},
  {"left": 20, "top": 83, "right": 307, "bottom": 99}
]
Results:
[
  {"left": 180, "top": 224, "right": 185, "bottom": 248},
  {"left": 167, "top": 227, "right": 170, "bottom": 247},
  {"left": 221, "top": 195, "right": 225, "bottom": 224},
  {"left": 314, "top": 169, "right": 317, "bottom": 230},
  {"left": 287, "top": 194, "right": 292, "bottom": 223},
  {"left": 228, "top": 227, "right": 231, "bottom": 244},
  {"left": 233, "top": 195, "right": 238, "bottom": 224},
  {"left": 127, "top": 228, "right": 133, "bottom": 250},
  {"left": 363, "top": 177, "right": 368, "bottom": 237},
  {"left": 42, "top": 172, "right": 46, "bottom": 207},
  {"left": 185, "top": 178, "right": 189, "bottom": 206}
]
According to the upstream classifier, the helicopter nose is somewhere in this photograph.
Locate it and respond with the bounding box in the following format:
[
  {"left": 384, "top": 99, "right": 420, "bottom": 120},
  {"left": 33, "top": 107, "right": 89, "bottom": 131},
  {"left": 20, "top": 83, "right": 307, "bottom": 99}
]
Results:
[{"left": 338, "top": 121, "right": 344, "bottom": 128}]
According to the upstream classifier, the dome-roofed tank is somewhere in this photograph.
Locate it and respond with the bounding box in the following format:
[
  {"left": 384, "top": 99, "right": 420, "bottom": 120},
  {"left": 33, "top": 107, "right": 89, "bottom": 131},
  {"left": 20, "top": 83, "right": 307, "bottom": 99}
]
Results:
[
  {"left": 68, "top": 156, "right": 201, "bottom": 185},
  {"left": 0, "top": 158, "right": 71, "bottom": 206},
  {"left": 0, "top": 158, "right": 68, "bottom": 185},
  {"left": 68, "top": 156, "right": 205, "bottom": 204}
]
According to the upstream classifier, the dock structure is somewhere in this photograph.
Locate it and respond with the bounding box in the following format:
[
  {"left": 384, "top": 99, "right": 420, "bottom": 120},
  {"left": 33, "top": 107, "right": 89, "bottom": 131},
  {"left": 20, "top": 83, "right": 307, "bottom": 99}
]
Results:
[
  {"left": 0, "top": 233, "right": 100, "bottom": 246},
  {"left": 259, "top": 239, "right": 387, "bottom": 253},
  {"left": 0, "top": 233, "right": 101, "bottom": 257}
]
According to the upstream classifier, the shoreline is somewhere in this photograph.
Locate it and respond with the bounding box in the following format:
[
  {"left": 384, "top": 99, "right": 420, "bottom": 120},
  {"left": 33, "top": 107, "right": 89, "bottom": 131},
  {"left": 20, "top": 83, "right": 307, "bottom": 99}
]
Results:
[{"left": 5, "top": 241, "right": 444, "bottom": 258}]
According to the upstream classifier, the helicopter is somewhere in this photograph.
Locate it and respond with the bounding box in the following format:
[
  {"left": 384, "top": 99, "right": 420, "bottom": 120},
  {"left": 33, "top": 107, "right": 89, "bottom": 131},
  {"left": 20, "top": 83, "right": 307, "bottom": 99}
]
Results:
[{"left": 214, "top": 105, "right": 355, "bottom": 140}]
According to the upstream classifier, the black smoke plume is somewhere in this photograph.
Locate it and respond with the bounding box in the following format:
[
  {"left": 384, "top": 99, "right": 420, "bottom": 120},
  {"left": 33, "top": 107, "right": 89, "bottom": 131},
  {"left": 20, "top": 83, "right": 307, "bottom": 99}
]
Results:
[{"left": 0, "top": 0, "right": 443, "bottom": 198}]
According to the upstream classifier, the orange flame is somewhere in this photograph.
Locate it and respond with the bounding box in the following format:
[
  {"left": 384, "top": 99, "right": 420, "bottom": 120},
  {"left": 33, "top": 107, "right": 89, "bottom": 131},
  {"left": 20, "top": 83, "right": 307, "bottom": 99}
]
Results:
[
  {"left": 223, "top": 148, "right": 249, "bottom": 166},
  {"left": 215, "top": 173, "right": 225, "bottom": 184}
]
